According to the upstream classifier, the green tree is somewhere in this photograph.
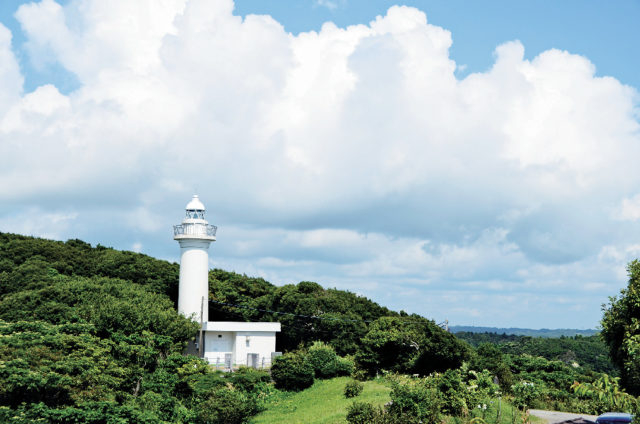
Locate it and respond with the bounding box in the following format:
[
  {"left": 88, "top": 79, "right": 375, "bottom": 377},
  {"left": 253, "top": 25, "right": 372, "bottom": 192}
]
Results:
[
  {"left": 470, "top": 343, "right": 514, "bottom": 392},
  {"left": 355, "top": 316, "right": 470, "bottom": 376},
  {"left": 601, "top": 260, "right": 640, "bottom": 395},
  {"left": 0, "top": 320, "right": 125, "bottom": 407}
]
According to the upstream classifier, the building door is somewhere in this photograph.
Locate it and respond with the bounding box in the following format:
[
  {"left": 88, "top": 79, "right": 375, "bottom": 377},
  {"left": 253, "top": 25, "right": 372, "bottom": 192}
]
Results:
[
  {"left": 247, "top": 353, "right": 259, "bottom": 369},
  {"left": 224, "top": 353, "right": 233, "bottom": 370}
]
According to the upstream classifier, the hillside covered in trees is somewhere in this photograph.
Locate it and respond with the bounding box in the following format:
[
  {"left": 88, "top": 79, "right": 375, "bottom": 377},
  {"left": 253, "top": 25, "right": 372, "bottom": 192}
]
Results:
[
  {"left": 455, "top": 332, "right": 616, "bottom": 375},
  {"left": 0, "top": 232, "right": 469, "bottom": 421},
  {"left": 0, "top": 232, "right": 406, "bottom": 354},
  {"left": 450, "top": 326, "right": 598, "bottom": 338},
  {"left": 1, "top": 232, "right": 638, "bottom": 423}
]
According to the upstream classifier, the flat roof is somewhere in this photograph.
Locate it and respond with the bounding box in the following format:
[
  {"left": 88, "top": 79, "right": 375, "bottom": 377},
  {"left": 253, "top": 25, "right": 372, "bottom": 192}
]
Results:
[{"left": 203, "top": 321, "right": 281, "bottom": 332}]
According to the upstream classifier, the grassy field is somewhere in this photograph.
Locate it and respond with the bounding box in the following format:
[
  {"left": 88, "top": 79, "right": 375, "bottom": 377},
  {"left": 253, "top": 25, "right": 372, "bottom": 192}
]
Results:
[
  {"left": 251, "top": 377, "right": 391, "bottom": 424},
  {"left": 252, "top": 376, "right": 546, "bottom": 424}
]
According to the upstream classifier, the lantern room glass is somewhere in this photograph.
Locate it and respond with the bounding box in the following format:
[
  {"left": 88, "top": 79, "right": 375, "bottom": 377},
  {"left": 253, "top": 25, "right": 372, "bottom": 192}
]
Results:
[{"left": 187, "top": 210, "right": 204, "bottom": 220}]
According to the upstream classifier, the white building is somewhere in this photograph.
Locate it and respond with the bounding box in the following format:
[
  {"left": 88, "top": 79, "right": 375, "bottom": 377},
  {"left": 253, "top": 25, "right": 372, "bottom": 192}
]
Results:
[
  {"left": 203, "top": 321, "right": 281, "bottom": 368},
  {"left": 173, "top": 195, "right": 281, "bottom": 368}
]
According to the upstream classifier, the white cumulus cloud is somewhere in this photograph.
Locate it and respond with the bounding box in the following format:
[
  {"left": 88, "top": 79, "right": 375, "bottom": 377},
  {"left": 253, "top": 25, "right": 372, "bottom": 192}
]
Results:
[{"left": 0, "top": 0, "right": 638, "bottom": 328}]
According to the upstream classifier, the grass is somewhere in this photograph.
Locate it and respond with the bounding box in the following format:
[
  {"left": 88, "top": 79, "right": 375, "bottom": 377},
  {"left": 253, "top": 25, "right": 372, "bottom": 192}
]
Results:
[
  {"left": 251, "top": 376, "right": 391, "bottom": 424},
  {"left": 252, "top": 376, "right": 546, "bottom": 424}
]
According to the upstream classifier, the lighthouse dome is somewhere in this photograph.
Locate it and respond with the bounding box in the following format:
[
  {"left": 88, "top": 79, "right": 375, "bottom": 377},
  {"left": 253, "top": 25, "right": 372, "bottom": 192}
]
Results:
[{"left": 186, "top": 195, "right": 205, "bottom": 211}]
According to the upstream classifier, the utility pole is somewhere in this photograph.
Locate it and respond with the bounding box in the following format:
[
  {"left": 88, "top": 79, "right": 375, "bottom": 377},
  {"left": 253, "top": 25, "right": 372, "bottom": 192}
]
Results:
[{"left": 199, "top": 296, "right": 204, "bottom": 358}]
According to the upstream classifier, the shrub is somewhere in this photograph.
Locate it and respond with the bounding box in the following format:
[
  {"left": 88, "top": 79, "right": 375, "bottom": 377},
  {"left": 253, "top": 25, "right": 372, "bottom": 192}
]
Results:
[
  {"left": 337, "top": 355, "right": 355, "bottom": 376},
  {"left": 306, "top": 341, "right": 354, "bottom": 379},
  {"left": 437, "top": 369, "right": 468, "bottom": 417},
  {"left": 307, "top": 341, "right": 339, "bottom": 378},
  {"left": 305, "top": 341, "right": 355, "bottom": 380},
  {"left": 387, "top": 375, "right": 443, "bottom": 424},
  {"left": 346, "top": 401, "right": 379, "bottom": 424},
  {"left": 511, "top": 381, "right": 542, "bottom": 410},
  {"left": 270, "top": 352, "right": 314, "bottom": 391},
  {"left": 189, "top": 371, "right": 227, "bottom": 397},
  {"left": 195, "top": 387, "right": 257, "bottom": 424},
  {"left": 351, "top": 367, "right": 369, "bottom": 381},
  {"left": 227, "top": 367, "right": 271, "bottom": 392},
  {"left": 464, "top": 369, "right": 500, "bottom": 413},
  {"left": 344, "top": 380, "right": 364, "bottom": 398}
]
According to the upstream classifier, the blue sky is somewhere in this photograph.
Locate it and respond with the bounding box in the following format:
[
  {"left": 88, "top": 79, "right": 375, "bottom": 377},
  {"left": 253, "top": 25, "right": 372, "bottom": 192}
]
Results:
[{"left": 0, "top": 0, "right": 639, "bottom": 329}]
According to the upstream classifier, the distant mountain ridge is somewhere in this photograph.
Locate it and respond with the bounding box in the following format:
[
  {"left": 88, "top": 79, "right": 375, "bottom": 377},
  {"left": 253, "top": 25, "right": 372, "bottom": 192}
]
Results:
[{"left": 450, "top": 325, "right": 598, "bottom": 338}]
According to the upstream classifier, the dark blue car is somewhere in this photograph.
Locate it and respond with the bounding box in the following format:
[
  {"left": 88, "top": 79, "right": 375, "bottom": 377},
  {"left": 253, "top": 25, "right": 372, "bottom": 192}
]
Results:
[{"left": 596, "top": 412, "right": 633, "bottom": 424}]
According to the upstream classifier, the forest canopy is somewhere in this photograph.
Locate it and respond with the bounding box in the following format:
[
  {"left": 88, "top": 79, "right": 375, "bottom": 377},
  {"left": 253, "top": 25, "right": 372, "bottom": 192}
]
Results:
[
  {"left": 0, "top": 232, "right": 468, "bottom": 421},
  {"left": 1, "top": 232, "right": 637, "bottom": 422}
]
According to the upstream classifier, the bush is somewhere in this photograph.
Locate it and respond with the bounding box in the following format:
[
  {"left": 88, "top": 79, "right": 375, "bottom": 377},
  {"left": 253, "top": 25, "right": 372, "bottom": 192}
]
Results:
[
  {"left": 511, "top": 381, "right": 542, "bottom": 410},
  {"left": 387, "top": 375, "right": 443, "bottom": 424},
  {"left": 270, "top": 352, "right": 314, "bottom": 391},
  {"left": 189, "top": 371, "right": 227, "bottom": 397},
  {"left": 437, "top": 369, "right": 468, "bottom": 417},
  {"left": 306, "top": 341, "right": 354, "bottom": 379},
  {"left": 346, "top": 401, "right": 379, "bottom": 424},
  {"left": 337, "top": 355, "right": 355, "bottom": 376},
  {"left": 195, "top": 387, "right": 257, "bottom": 424},
  {"left": 227, "top": 367, "right": 271, "bottom": 392},
  {"left": 307, "top": 341, "right": 340, "bottom": 378},
  {"left": 344, "top": 380, "right": 364, "bottom": 398},
  {"left": 351, "top": 367, "right": 369, "bottom": 381},
  {"left": 464, "top": 369, "right": 500, "bottom": 413}
]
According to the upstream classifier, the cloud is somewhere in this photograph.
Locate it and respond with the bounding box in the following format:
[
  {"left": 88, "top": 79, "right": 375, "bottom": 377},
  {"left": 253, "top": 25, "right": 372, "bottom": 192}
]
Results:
[
  {"left": 0, "top": 207, "right": 77, "bottom": 240},
  {"left": 0, "top": 0, "right": 639, "bottom": 327},
  {"left": 316, "top": 0, "right": 340, "bottom": 11},
  {"left": 618, "top": 194, "right": 640, "bottom": 221},
  {"left": 0, "top": 24, "right": 23, "bottom": 115}
]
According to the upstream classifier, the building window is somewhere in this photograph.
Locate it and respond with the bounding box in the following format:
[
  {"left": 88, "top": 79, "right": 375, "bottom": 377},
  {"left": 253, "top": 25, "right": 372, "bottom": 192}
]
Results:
[{"left": 246, "top": 337, "right": 250, "bottom": 347}]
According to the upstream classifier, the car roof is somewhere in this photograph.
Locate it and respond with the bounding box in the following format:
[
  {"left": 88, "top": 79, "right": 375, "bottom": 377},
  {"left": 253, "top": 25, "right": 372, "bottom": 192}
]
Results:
[{"left": 596, "top": 412, "right": 632, "bottom": 423}]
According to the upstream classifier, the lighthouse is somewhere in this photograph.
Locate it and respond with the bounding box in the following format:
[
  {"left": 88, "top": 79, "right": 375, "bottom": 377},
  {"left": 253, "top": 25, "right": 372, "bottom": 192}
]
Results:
[{"left": 173, "top": 195, "right": 217, "bottom": 322}]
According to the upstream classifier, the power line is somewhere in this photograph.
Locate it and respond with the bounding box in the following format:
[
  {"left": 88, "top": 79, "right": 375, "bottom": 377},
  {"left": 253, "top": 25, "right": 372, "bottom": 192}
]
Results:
[
  {"left": 209, "top": 299, "right": 451, "bottom": 331},
  {"left": 209, "top": 299, "right": 374, "bottom": 323}
]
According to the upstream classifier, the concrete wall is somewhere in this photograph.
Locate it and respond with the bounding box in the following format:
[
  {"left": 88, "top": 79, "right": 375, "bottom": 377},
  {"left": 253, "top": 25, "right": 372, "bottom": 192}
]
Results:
[
  {"left": 234, "top": 331, "right": 277, "bottom": 367},
  {"left": 203, "top": 330, "right": 234, "bottom": 365},
  {"left": 203, "top": 330, "right": 277, "bottom": 367}
]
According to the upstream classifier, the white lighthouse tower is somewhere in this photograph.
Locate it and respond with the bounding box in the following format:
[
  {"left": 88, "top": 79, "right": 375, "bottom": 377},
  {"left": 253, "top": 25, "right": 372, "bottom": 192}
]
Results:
[{"left": 173, "top": 195, "right": 217, "bottom": 322}]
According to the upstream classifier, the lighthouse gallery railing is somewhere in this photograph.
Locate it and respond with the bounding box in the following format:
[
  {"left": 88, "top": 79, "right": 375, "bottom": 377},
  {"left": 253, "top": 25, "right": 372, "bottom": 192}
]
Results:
[{"left": 173, "top": 223, "right": 217, "bottom": 237}]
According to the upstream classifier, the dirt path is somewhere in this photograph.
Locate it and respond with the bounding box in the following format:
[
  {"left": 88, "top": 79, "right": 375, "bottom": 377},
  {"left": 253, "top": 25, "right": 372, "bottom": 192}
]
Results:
[{"left": 529, "top": 409, "right": 598, "bottom": 423}]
